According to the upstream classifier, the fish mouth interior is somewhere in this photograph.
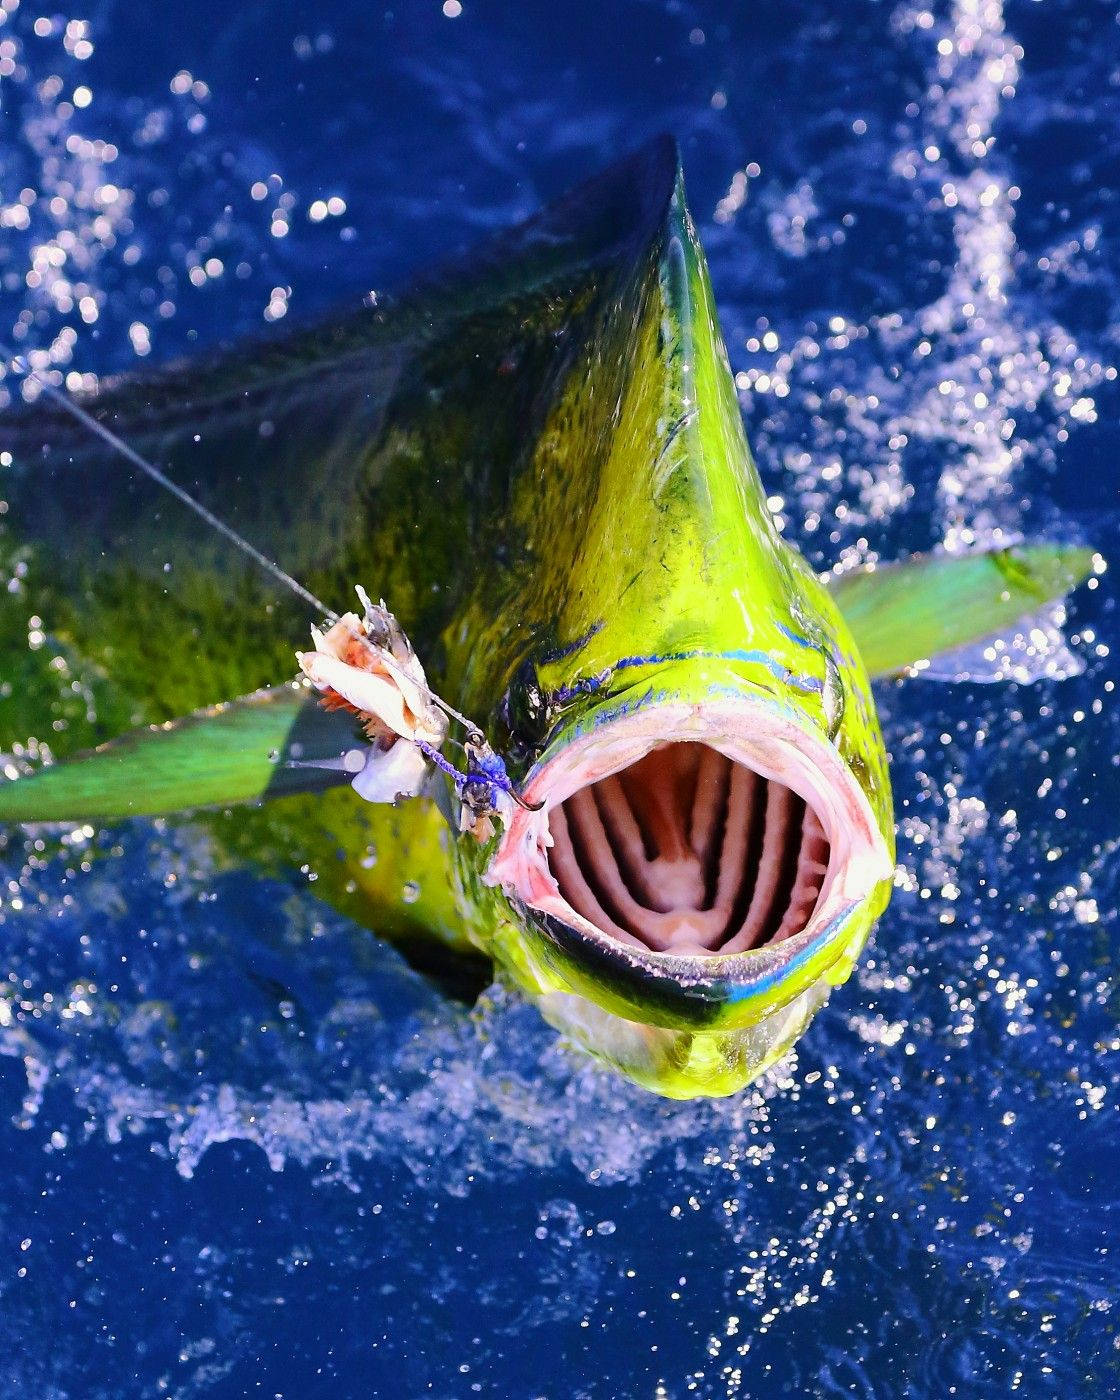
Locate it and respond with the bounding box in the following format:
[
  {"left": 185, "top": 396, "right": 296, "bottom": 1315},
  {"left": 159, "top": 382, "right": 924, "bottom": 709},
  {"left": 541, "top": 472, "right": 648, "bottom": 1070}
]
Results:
[{"left": 546, "top": 741, "right": 831, "bottom": 957}]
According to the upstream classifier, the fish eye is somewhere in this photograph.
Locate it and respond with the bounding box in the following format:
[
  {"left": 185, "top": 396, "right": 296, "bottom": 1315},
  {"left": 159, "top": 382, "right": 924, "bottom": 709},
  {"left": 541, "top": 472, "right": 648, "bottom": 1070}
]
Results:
[
  {"left": 498, "top": 657, "right": 549, "bottom": 758},
  {"left": 821, "top": 646, "right": 846, "bottom": 740}
]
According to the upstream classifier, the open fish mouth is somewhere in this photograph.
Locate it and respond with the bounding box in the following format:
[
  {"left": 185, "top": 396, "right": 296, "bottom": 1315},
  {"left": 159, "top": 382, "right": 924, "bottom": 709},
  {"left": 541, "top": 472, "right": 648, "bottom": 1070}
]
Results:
[
  {"left": 547, "top": 742, "right": 830, "bottom": 956},
  {"left": 489, "top": 697, "right": 893, "bottom": 972}
]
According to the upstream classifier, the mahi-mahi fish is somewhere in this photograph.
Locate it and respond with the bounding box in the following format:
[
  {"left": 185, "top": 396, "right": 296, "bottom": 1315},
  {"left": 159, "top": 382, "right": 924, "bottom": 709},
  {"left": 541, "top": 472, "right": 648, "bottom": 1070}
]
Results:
[{"left": 0, "top": 138, "right": 1095, "bottom": 1097}]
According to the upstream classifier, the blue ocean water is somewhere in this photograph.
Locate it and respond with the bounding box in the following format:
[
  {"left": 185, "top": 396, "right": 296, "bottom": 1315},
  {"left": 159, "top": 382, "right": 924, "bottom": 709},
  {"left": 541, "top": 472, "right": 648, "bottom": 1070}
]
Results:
[{"left": 1, "top": 0, "right": 1118, "bottom": 1395}]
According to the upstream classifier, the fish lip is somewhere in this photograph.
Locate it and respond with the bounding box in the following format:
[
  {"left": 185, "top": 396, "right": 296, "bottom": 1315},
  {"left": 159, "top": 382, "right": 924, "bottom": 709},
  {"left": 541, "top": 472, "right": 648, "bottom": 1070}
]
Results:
[
  {"left": 485, "top": 694, "right": 892, "bottom": 1018},
  {"left": 527, "top": 898, "right": 864, "bottom": 1029}
]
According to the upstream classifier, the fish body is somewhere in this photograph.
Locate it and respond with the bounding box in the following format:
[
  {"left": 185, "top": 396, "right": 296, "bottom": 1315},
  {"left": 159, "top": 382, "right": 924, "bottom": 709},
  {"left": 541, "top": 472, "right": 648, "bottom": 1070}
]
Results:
[{"left": 0, "top": 139, "right": 1093, "bottom": 1097}]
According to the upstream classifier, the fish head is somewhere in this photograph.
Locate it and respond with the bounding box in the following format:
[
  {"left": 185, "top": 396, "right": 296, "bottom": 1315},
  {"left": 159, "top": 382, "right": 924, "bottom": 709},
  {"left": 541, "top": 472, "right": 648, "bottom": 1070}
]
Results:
[
  {"left": 484, "top": 645, "right": 893, "bottom": 1097},
  {"left": 455, "top": 157, "right": 894, "bottom": 1098}
]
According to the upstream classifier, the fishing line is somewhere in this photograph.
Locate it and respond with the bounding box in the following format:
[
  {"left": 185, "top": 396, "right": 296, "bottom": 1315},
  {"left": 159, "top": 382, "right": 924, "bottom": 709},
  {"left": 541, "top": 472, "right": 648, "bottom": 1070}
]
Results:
[
  {"left": 1, "top": 342, "right": 539, "bottom": 808},
  {"left": 0, "top": 339, "right": 338, "bottom": 622}
]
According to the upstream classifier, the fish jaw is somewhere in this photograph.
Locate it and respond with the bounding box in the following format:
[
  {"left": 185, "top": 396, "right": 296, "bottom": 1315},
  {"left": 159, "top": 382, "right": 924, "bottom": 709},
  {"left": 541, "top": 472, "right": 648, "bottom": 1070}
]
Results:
[{"left": 484, "top": 677, "right": 893, "bottom": 1049}]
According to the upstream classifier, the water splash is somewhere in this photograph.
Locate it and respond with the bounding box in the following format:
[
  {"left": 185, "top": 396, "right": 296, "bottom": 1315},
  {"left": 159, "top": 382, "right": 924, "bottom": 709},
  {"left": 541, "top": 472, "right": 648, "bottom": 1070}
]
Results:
[
  {"left": 730, "top": 0, "right": 1114, "bottom": 571},
  {"left": 0, "top": 3, "right": 336, "bottom": 404},
  {"left": 893, "top": 0, "right": 1103, "bottom": 545},
  {"left": 0, "top": 822, "right": 782, "bottom": 1185}
]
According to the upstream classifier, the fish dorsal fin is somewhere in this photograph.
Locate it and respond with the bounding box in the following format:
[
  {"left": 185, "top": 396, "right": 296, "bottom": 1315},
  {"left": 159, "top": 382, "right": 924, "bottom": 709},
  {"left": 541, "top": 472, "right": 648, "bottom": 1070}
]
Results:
[{"left": 0, "top": 139, "right": 680, "bottom": 739}]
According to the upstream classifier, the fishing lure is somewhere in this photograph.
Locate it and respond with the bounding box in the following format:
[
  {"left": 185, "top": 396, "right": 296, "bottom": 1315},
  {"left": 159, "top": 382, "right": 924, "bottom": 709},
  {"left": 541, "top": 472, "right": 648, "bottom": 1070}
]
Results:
[
  {"left": 296, "top": 584, "right": 530, "bottom": 839},
  {"left": 0, "top": 138, "right": 1096, "bottom": 1097}
]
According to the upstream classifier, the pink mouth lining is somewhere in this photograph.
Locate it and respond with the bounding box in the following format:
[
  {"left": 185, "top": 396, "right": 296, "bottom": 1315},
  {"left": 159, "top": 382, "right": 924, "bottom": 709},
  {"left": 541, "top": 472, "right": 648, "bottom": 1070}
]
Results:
[
  {"left": 486, "top": 700, "right": 892, "bottom": 963},
  {"left": 548, "top": 742, "right": 830, "bottom": 955}
]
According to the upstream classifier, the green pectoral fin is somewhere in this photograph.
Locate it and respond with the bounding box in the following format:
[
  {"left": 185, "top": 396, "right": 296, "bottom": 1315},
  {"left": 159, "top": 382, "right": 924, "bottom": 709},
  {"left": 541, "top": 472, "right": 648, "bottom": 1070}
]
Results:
[
  {"left": 0, "top": 684, "right": 359, "bottom": 823},
  {"left": 829, "top": 544, "right": 1097, "bottom": 680}
]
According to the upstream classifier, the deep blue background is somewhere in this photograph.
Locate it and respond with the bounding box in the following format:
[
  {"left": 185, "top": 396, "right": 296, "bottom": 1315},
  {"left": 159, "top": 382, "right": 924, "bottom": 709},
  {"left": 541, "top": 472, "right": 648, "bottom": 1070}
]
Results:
[{"left": 1, "top": 1, "right": 1118, "bottom": 1395}]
